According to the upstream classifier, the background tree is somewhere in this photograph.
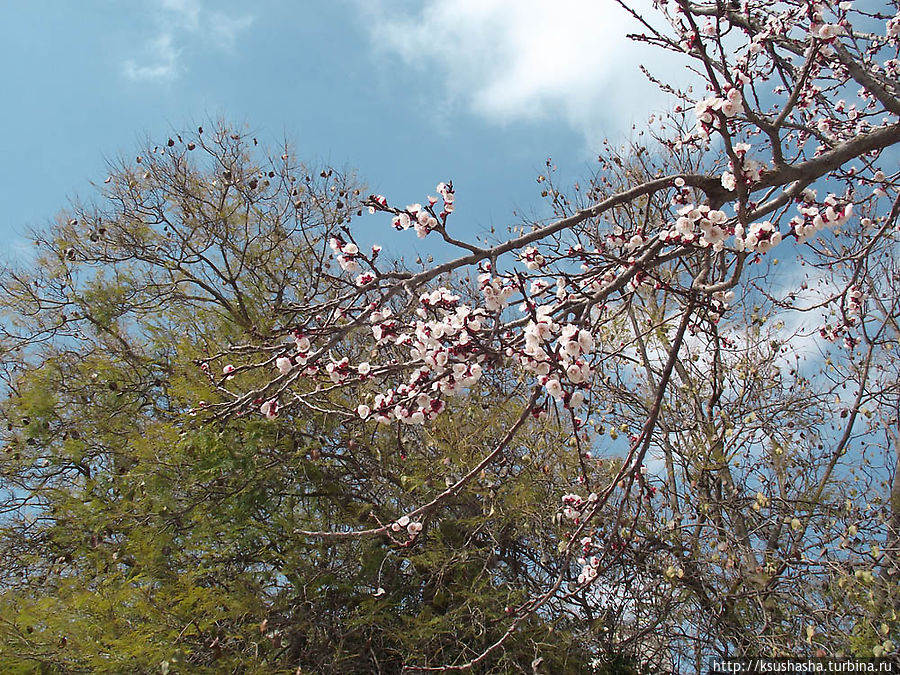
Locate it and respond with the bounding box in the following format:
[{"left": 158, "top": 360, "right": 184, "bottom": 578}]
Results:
[{"left": 0, "top": 124, "right": 603, "bottom": 673}]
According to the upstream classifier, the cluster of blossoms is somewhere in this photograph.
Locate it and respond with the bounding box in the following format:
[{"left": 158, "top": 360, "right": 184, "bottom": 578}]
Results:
[
  {"left": 606, "top": 225, "right": 646, "bottom": 252},
  {"left": 735, "top": 220, "right": 782, "bottom": 253},
  {"left": 819, "top": 322, "right": 849, "bottom": 344},
  {"left": 326, "top": 357, "right": 352, "bottom": 383},
  {"left": 694, "top": 85, "right": 744, "bottom": 139},
  {"left": 814, "top": 99, "right": 865, "bottom": 142},
  {"left": 520, "top": 307, "right": 558, "bottom": 378},
  {"left": 519, "top": 246, "right": 546, "bottom": 270},
  {"left": 790, "top": 191, "right": 853, "bottom": 242},
  {"left": 256, "top": 164, "right": 821, "bottom": 429},
  {"left": 527, "top": 276, "right": 576, "bottom": 304},
  {"left": 606, "top": 225, "right": 628, "bottom": 247},
  {"left": 561, "top": 492, "right": 599, "bottom": 525},
  {"left": 710, "top": 290, "right": 736, "bottom": 322},
  {"left": 889, "top": 13, "right": 900, "bottom": 38},
  {"left": 252, "top": 333, "right": 326, "bottom": 421},
  {"left": 370, "top": 307, "right": 401, "bottom": 344},
  {"left": 660, "top": 203, "right": 731, "bottom": 251},
  {"left": 847, "top": 286, "right": 863, "bottom": 314},
  {"left": 576, "top": 533, "right": 604, "bottom": 584},
  {"left": 385, "top": 183, "right": 455, "bottom": 240},
  {"left": 435, "top": 181, "right": 455, "bottom": 213},
  {"left": 359, "top": 386, "right": 442, "bottom": 426},
  {"left": 328, "top": 235, "right": 361, "bottom": 273},
  {"left": 577, "top": 553, "right": 601, "bottom": 585},
  {"left": 392, "top": 202, "right": 439, "bottom": 239},
  {"left": 561, "top": 493, "right": 587, "bottom": 523},
  {"left": 720, "top": 143, "right": 762, "bottom": 192},
  {"left": 515, "top": 305, "right": 594, "bottom": 407},
  {"left": 366, "top": 194, "right": 388, "bottom": 214},
  {"left": 478, "top": 268, "right": 517, "bottom": 312},
  {"left": 811, "top": 20, "right": 845, "bottom": 40},
  {"left": 275, "top": 333, "right": 317, "bottom": 376},
  {"left": 624, "top": 231, "right": 646, "bottom": 252},
  {"left": 414, "top": 288, "right": 485, "bottom": 347},
  {"left": 820, "top": 286, "right": 863, "bottom": 346},
  {"left": 807, "top": 1, "right": 847, "bottom": 40},
  {"left": 358, "top": 288, "right": 489, "bottom": 426},
  {"left": 390, "top": 514, "right": 423, "bottom": 539}
]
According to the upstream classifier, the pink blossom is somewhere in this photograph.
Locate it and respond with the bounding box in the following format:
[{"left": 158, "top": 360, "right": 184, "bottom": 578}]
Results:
[
  {"left": 276, "top": 356, "right": 293, "bottom": 376},
  {"left": 260, "top": 399, "right": 278, "bottom": 419}
]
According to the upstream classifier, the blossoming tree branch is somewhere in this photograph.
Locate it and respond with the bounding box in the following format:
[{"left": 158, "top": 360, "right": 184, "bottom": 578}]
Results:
[{"left": 188, "top": 0, "right": 899, "bottom": 668}]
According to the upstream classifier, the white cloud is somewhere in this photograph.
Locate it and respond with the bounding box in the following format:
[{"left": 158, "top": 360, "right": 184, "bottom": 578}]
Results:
[
  {"left": 208, "top": 11, "right": 255, "bottom": 50},
  {"left": 159, "top": 0, "right": 202, "bottom": 30},
  {"left": 123, "top": 0, "right": 254, "bottom": 82},
  {"left": 123, "top": 33, "right": 181, "bottom": 82},
  {"left": 364, "top": 0, "right": 692, "bottom": 147}
]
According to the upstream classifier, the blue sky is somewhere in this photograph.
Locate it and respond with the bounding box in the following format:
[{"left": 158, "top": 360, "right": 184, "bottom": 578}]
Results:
[{"left": 1, "top": 0, "right": 681, "bottom": 264}]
